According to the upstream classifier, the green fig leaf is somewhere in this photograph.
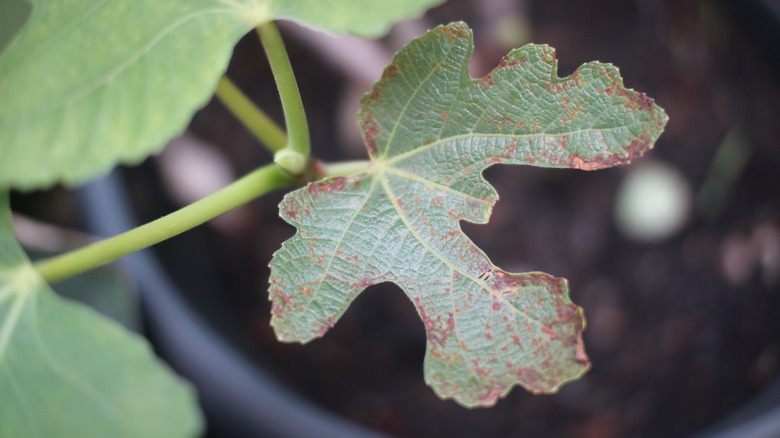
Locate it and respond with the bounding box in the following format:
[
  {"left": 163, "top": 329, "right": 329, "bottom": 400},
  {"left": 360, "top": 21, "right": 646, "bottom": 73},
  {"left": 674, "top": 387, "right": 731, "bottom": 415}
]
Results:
[
  {"left": 0, "top": 193, "right": 202, "bottom": 437},
  {"left": 269, "top": 23, "right": 667, "bottom": 407},
  {"left": 0, "top": 0, "right": 443, "bottom": 190},
  {"left": 272, "top": 0, "right": 445, "bottom": 37}
]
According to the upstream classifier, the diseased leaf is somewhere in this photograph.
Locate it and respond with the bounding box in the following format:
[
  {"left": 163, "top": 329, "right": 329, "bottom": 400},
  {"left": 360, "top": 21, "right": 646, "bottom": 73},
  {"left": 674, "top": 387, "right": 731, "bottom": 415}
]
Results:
[
  {"left": 0, "top": 0, "right": 442, "bottom": 190},
  {"left": 0, "top": 194, "right": 202, "bottom": 437},
  {"left": 269, "top": 23, "right": 667, "bottom": 407}
]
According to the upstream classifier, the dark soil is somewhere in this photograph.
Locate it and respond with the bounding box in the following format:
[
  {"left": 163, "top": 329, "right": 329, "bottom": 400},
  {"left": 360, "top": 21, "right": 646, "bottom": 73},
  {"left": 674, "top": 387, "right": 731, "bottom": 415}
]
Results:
[{"left": 117, "top": 0, "right": 780, "bottom": 437}]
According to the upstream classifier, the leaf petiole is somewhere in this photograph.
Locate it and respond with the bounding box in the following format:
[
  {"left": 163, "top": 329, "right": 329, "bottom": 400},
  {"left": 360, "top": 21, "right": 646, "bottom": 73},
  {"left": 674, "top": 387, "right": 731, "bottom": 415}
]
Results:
[
  {"left": 33, "top": 164, "right": 296, "bottom": 283},
  {"left": 258, "top": 21, "right": 311, "bottom": 175},
  {"left": 215, "top": 75, "right": 288, "bottom": 154}
]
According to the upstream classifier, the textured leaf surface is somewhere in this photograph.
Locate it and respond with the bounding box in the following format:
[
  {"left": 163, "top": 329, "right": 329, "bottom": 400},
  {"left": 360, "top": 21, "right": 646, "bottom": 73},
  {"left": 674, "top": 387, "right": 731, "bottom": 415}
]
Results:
[
  {"left": 0, "top": 194, "right": 202, "bottom": 437},
  {"left": 269, "top": 23, "right": 667, "bottom": 407},
  {"left": 0, "top": 0, "right": 442, "bottom": 190}
]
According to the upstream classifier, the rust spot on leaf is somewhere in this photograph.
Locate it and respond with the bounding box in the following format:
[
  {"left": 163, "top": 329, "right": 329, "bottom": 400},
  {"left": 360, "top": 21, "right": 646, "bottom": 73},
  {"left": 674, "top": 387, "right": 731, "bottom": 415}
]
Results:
[
  {"left": 566, "top": 134, "right": 654, "bottom": 171},
  {"left": 499, "top": 54, "right": 526, "bottom": 69},
  {"left": 415, "top": 298, "right": 455, "bottom": 347},
  {"left": 473, "top": 359, "right": 489, "bottom": 377},
  {"left": 361, "top": 114, "right": 380, "bottom": 156},
  {"left": 384, "top": 64, "right": 398, "bottom": 79},
  {"left": 541, "top": 326, "right": 559, "bottom": 340},
  {"left": 307, "top": 177, "right": 350, "bottom": 194},
  {"left": 476, "top": 382, "right": 508, "bottom": 407},
  {"left": 441, "top": 23, "right": 466, "bottom": 41}
]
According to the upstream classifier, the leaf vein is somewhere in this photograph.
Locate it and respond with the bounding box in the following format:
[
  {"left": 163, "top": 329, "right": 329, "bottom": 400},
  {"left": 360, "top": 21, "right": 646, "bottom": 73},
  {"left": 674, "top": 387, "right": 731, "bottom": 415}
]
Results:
[
  {"left": 300, "top": 178, "right": 379, "bottom": 312},
  {"left": 380, "top": 37, "right": 461, "bottom": 160}
]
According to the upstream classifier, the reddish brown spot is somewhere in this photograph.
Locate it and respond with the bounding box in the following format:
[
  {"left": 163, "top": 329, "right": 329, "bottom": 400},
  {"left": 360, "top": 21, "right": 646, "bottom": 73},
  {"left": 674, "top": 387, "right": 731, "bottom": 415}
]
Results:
[
  {"left": 440, "top": 230, "right": 459, "bottom": 241},
  {"left": 541, "top": 326, "right": 559, "bottom": 340},
  {"left": 441, "top": 24, "right": 465, "bottom": 41},
  {"left": 308, "top": 177, "right": 349, "bottom": 194},
  {"left": 417, "top": 299, "right": 455, "bottom": 347},
  {"left": 512, "top": 366, "right": 549, "bottom": 394},
  {"left": 360, "top": 113, "right": 380, "bottom": 156},
  {"left": 384, "top": 64, "right": 398, "bottom": 79},
  {"left": 636, "top": 92, "right": 655, "bottom": 111},
  {"left": 499, "top": 54, "right": 527, "bottom": 69},
  {"left": 479, "top": 74, "right": 497, "bottom": 88},
  {"left": 473, "top": 359, "right": 489, "bottom": 377},
  {"left": 477, "top": 382, "right": 507, "bottom": 407},
  {"left": 284, "top": 208, "right": 298, "bottom": 220}
]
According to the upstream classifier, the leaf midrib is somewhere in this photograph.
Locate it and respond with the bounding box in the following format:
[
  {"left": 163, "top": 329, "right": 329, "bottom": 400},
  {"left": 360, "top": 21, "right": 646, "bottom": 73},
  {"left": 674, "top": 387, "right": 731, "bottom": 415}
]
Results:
[
  {"left": 376, "top": 171, "right": 547, "bottom": 330},
  {"left": 383, "top": 125, "right": 631, "bottom": 168}
]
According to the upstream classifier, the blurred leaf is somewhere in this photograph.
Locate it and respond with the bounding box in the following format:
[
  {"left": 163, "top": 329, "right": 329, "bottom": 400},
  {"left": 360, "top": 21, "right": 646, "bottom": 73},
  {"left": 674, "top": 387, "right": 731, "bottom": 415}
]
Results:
[
  {"left": 273, "top": 0, "right": 445, "bottom": 37},
  {"left": 28, "top": 250, "right": 140, "bottom": 331},
  {"left": 269, "top": 22, "right": 667, "bottom": 407},
  {"left": 0, "top": 0, "right": 31, "bottom": 54},
  {"left": 0, "top": 0, "right": 444, "bottom": 190},
  {"left": 0, "top": 193, "right": 202, "bottom": 438}
]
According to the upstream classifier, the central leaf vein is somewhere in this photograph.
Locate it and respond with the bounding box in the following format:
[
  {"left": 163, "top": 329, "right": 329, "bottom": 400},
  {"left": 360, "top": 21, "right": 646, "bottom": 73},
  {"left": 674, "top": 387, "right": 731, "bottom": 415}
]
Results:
[
  {"left": 384, "top": 125, "right": 631, "bottom": 168},
  {"left": 377, "top": 173, "right": 545, "bottom": 330}
]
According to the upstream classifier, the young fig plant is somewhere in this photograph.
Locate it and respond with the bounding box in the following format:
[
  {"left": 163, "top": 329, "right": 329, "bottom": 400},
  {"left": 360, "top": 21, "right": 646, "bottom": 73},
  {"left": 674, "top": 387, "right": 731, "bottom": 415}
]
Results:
[{"left": 269, "top": 22, "right": 668, "bottom": 407}]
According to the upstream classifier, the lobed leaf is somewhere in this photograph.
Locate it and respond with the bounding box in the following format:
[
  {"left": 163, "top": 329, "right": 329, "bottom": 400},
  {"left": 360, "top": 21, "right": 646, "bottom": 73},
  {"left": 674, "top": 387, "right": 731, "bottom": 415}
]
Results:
[
  {"left": 0, "top": 193, "right": 202, "bottom": 437},
  {"left": 269, "top": 22, "right": 667, "bottom": 407},
  {"left": 0, "top": 0, "right": 443, "bottom": 190}
]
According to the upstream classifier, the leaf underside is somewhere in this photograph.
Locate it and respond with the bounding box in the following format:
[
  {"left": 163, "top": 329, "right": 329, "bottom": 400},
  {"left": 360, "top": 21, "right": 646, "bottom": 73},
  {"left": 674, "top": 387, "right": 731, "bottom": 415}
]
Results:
[
  {"left": 0, "top": 0, "right": 443, "bottom": 190},
  {"left": 0, "top": 194, "right": 202, "bottom": 437},
  {"left": 269, "top": 22, "right": 667, "bottom": 407}
]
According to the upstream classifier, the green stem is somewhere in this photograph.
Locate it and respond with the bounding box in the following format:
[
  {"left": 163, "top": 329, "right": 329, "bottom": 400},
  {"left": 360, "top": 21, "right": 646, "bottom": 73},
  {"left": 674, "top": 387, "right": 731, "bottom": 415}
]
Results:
[
  {"left": 34, "top": 164, "right": 295, "bottom": 283},
  {"left": 321, "top": 160, "right": 371, "bottom": 177},
  {"left": 215, "top": 75, "right": 287, "bottom": 154},
  {"left": 258, "top": 21, "right": 310, "bottom": 175}
]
